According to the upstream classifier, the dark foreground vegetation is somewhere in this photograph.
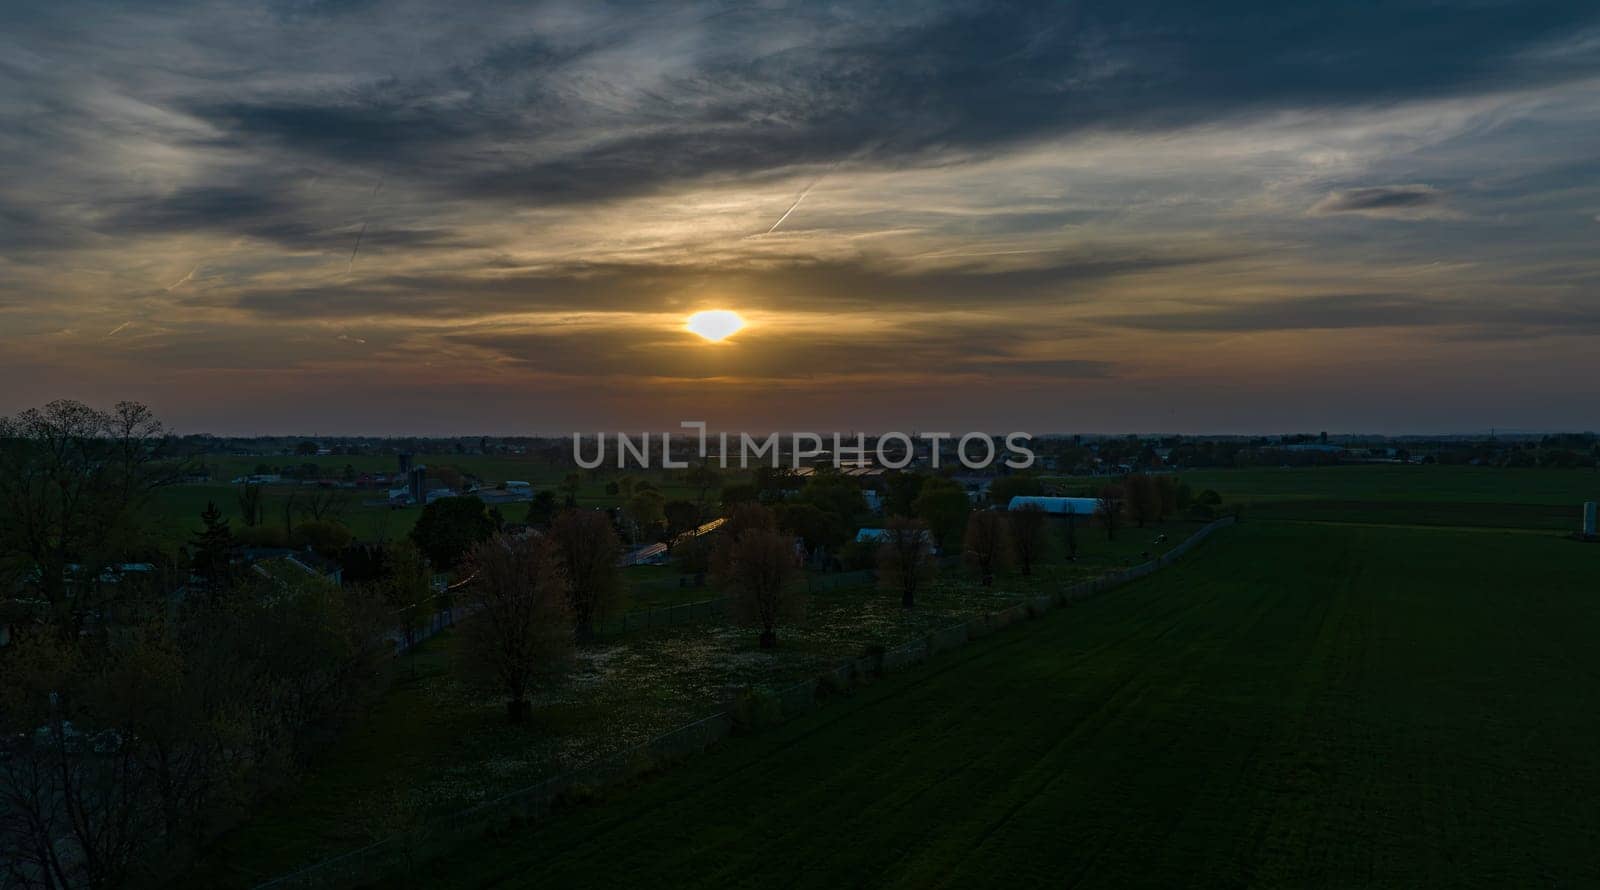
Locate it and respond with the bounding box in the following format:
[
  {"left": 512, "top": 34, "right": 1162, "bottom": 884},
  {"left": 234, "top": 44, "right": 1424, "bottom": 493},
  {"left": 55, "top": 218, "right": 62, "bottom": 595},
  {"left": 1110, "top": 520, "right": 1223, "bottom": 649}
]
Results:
[
  {"left": 3, "top": 400, "right": 1597, "bottom": 887},
  {"left": 417, "top": 522, "right": 1600, "bottom": 889}
]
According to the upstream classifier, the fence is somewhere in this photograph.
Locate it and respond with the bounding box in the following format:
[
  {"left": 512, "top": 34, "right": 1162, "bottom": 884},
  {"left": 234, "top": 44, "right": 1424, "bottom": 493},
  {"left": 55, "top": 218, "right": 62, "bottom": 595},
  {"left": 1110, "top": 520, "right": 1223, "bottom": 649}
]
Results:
[
  {"left": 389, "top": 606, "right": 458, "bottom": 656},
  {"left": 593, "top": 597, "right": 729, "bottom": 637},
  {"left": 253, "top": 516, "right": 1235, "bottom": 889}
]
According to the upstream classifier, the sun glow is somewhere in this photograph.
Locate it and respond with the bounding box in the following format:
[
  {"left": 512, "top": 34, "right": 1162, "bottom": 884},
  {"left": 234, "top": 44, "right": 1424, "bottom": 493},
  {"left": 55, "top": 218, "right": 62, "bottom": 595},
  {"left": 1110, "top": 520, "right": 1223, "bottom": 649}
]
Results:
[{"left": 685, "top": 309, "right": 746, "bottom": 342}]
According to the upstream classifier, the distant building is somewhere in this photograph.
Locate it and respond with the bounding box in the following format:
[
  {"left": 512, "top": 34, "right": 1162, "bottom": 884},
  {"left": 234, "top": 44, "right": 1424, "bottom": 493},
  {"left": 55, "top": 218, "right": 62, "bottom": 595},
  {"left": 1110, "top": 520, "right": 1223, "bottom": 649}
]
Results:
[
  {"left": 1008, "top": 496, "right": 1100, "bottom": 516},
  {"left": 855, "top": 527, "right": 935, "bottom": 547},
  {"left": 248, "top": 549, "right": 343, "bottom": 588}
]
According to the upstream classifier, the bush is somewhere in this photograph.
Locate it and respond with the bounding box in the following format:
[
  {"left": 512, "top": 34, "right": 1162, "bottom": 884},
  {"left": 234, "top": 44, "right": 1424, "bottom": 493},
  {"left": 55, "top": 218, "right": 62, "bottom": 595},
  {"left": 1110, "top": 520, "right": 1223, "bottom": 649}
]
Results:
[{"left": 293, "top": 519, "right": 353, "bottom": 557}]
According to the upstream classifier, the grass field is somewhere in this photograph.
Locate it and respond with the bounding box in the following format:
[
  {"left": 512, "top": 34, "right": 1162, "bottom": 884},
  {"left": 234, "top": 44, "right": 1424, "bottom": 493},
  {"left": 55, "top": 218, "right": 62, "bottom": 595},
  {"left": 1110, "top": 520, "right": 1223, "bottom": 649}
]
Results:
[
  {"left": 192, "top": 518, "right": 1192, "bottom": 886},
  {"left": 146, "top": 457, "right": 710, "bottom": 549},
  {"left": 1175, "top": 466, "right": 1600, "bottom": 531},
  {"left": 410, "top": 521, "right": 1600, "bottom": 889}
]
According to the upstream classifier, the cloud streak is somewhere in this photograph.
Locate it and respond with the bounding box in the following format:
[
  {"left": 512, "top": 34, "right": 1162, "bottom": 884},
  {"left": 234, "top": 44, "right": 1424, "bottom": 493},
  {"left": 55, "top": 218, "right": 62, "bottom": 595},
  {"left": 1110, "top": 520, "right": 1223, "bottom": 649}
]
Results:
[
  {"left": 1310, "top": 185, "right": 1450, "bottom": 219},
  {"left": 2, "top": 0, "right": 1600, "bottom": 431}
]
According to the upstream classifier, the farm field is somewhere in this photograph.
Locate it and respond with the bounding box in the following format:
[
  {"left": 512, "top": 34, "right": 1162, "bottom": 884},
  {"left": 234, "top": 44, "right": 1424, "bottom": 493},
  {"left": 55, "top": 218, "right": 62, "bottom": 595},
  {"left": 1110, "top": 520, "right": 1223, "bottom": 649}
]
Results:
[
  {"left": 148, "top": 452, "right": 709, "bottom": 547},
  {"left": 1177, "top": 465, "right": 1599, "bottom": 531},
  {"left": 195, "top": 514, "right": 1194, "bottom": 886},
  {"left": 1177, "top": 464, "right": 1599, "bottom": 505},
  {"left": 412, "top": 521, "right": 1600, "bottom": 889}
]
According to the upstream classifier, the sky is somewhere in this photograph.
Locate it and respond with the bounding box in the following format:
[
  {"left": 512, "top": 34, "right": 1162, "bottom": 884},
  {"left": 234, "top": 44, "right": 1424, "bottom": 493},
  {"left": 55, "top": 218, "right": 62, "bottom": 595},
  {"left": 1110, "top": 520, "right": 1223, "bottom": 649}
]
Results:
[{"left": 2, "top": 0, "right": 1598, "bottom": 436}]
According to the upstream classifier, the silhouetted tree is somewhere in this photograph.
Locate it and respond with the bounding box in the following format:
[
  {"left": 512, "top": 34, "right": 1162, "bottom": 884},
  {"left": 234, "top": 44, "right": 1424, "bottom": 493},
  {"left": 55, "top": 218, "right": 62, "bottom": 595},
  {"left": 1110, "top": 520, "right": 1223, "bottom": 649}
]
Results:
[
  {"left": 987, "top": 474, "right": 1045, "bottom": 508},
  {"left": 1125, "top": 474, "right": 1159, "bottom": 528},
  {"left": 1155, "top": 477, "right": 1180, "bottom": 518},
  {"left": 1009, "top": 503, "right": 1047, "bottom": 576},
  {"left": 878, "top": 517, "right": 934, "bottom": 608},
  {"left": 548, "top": 509, "right": 622, "bottom": 639},
  {"left": 883, "top": 471, "right": 927, "bottom": 517},
  {"left": 963, "top": 510, "right": 1011, "bottom": 585},
  {"left": 0, "top": 400, "right": 189, "bottom": 637},
  {"left": 664, "top": 499, "right": 702, "bottom": 549},
  {"left": 378, "top": 541, "right": 432, "bottom": 649},
  {"left": 525, "top": 489, "right": 558, "bottom": 528},
  {"left": 410, "top": 496, "right": 495, "bottom": 569},
  {"left": 1096, "top": 484, "right": 1125, "bottom": 540},
  {"left": 712, "top": 502, "right": 779, "bottom": 578},
  {"left": 461, "top": 534, "right": 572, "bottom": 722},
  {"left": 189, "top": 502, "right": 237, "bottom": 602},
  {"left": 914, "top": 476, "right": 971, "bottom": 553},
  {"left": 726, "top": 528, "right": 800, "bottom": 649},
  {"left": 236, "top": 483, "right": 266, "bottom": 527},
  {"left": 776, "top": 502, "right": 844, "bottom": 559}
]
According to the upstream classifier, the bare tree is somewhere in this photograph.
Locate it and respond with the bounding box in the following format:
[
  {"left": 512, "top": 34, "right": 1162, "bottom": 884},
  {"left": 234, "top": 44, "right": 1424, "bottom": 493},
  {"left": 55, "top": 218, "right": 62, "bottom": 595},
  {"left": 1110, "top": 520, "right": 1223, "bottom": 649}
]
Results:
[
  {"left": 712, "top": 502, "right": 779, "bottom": 579},
  {"left": 1009, "top": 503, "right": 1047, "bottom": 576},
  {"left": 296, "top": 487, "right": 349, "bottom": 522},
  {"left": 1096, "top": 484, "right": 1125, "bottom": 540},
  {"left": 877, "top": 517, "right": 934, "bottom": 608},
  {"left": 1124, "top": 474, "right": 1159, "bottom": 528},
  {"left": 461, "top": 534, "right": 573, "bottom": 722},
  {"left": 963, "top": 510, "right": 1011, "bottom": 586},
  {"left": 236, "top": 483, "right": 266, "bottom": 527},
  {"left": 1155, "top": 475, "right": 1179, "bottom": 520},
  {"left": 726, "top": 529, "right": 800, "bottom": 649},
  {"left": 548, "top": 509, "right": 622, "bottom": 639},
  {"left": 378, "top": 541, "right": 433, "bottom": 650},
  {"left": 0, "top": 399, "right": 190, "bottom": 638}
]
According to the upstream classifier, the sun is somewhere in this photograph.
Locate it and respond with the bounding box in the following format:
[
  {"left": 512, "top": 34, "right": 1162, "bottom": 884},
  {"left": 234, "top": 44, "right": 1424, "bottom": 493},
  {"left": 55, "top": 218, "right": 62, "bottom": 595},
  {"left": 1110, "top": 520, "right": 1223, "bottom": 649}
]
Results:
[{"left": 685, "top": 309, "right": 746, "bottom": 342}]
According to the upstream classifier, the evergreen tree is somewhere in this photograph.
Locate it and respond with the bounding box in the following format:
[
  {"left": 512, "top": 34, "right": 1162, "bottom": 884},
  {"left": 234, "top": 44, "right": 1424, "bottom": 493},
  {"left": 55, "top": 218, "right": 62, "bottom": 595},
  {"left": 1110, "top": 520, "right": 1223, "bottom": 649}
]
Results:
[{"left": 190, "top": 501, "right": 237, "bottom": 601}]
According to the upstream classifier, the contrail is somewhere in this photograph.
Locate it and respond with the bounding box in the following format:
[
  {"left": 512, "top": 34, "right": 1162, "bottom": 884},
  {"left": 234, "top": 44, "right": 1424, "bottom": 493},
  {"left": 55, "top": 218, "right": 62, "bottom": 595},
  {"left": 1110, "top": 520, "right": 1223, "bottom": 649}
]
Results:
[
  {"left": 104, "top": 321, "right": 132, "bottom": 338},
  {"left": 765, "top": 183, "right": 816, "bottom": 234},
  {"left": 348, "top": 177, "right": 383, "bottom": 272},
  {"left": 763, "top": 160, "right": 841, "bottom": 235},
  {"left": 164, "top": 265, "right": 198, "bottom": 291}
]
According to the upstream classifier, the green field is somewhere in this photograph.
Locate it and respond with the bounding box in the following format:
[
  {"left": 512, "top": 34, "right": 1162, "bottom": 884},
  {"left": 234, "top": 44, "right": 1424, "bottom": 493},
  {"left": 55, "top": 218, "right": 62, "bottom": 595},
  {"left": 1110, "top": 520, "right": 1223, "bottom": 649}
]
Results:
[
  {"left": 147, "top": 455, "right": 711, "bottom": 549},
  {"left": 411, "top": 521, "right": 1600, "bottom": 888},
  {"left": 1176, "top": 466, "right": 1599, "bottom": 531},
  {"left": 194, "top": 515, "right": 1191, "bottom": 885},
  {"left": 1176, "top": 465, "right": 1599, "bottom": 505}
]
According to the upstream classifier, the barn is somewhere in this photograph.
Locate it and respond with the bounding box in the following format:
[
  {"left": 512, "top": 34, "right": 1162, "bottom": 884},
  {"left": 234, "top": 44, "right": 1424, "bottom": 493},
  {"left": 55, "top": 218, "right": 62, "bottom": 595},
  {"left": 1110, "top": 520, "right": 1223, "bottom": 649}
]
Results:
[{"left": 1008, "top": 496, "right": 1100, "bottom": 516}]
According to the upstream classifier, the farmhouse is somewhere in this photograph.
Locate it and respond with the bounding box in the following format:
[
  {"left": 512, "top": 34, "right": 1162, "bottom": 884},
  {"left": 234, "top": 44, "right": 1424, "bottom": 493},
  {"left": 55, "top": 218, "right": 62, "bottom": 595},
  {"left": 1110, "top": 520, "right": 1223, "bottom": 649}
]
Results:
[
  {"left": 856, "top": 527, "right": 936, "bottom": 547},
  {"left": 1008, "top": 495, "right": 1100, "bottom": 516}
]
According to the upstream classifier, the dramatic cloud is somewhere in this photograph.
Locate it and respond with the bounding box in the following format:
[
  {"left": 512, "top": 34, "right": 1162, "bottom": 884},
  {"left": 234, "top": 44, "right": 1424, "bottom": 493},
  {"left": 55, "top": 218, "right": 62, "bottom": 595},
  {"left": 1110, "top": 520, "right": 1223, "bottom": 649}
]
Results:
[
  {"left": 1309, "top": 186, "right": 1449, "bottom": 219},
  {"left": 2, "top": 0, "right": 1599, "bottom": 432}
]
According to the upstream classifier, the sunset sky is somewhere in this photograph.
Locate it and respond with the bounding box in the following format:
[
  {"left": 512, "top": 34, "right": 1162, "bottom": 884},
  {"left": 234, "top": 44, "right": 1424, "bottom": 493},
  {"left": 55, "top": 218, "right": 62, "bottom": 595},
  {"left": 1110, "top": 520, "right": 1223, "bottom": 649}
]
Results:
[{"left": 2, "top": 0, "right": 1598, "bottom": 435}]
